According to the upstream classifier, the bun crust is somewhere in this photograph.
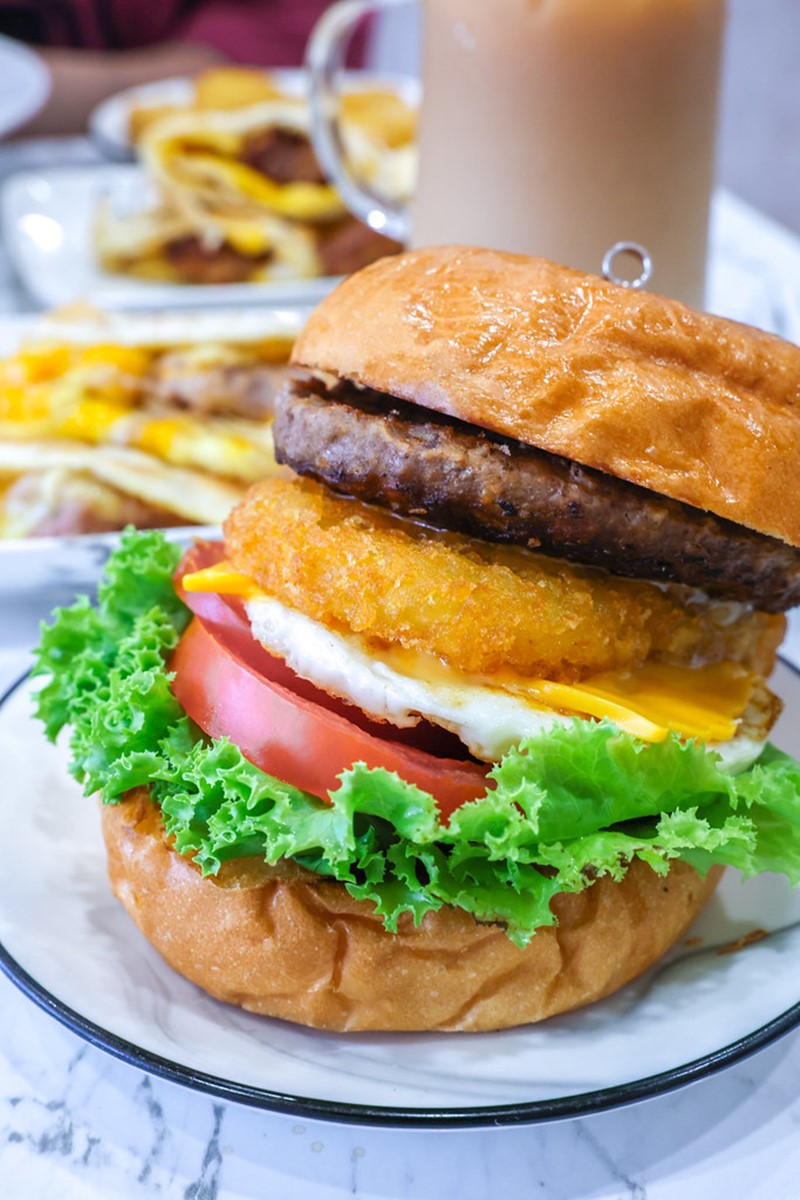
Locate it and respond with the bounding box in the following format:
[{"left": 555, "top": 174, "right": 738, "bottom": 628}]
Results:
[
  {"left": 102, "top": 790, "right": 721, "bottom": 1033},
  {"left": 292, "top": 246, "right": 800, "bottom": 547}
]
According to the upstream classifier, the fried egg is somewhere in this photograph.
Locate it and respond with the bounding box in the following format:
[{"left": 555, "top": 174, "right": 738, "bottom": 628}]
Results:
[{"left": 238, "top": 587, "right": 774, "bottom": 774}]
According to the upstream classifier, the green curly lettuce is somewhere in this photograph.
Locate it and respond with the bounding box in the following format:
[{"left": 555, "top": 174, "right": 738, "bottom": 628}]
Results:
[{"left": 32, "top": 530, "right": 800, "bottom": 946}]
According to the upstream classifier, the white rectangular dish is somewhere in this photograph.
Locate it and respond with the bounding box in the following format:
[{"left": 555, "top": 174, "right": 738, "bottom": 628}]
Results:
[{"left": 1, "top": 164, "right": 342, "bottom": 311}]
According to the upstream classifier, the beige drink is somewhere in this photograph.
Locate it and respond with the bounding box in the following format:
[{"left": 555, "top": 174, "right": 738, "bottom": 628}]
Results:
[{"left": 411, "top": 0, "right": 726, "bottom": 306}]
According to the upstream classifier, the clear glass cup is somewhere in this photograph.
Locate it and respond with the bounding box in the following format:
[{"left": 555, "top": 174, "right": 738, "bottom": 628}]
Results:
[{"left": 307, "top": 0, "right": 727, "bottom": 307}]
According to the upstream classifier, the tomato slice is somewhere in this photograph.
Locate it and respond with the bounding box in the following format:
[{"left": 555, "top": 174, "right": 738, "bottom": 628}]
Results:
[
  {"left": 175, "top": 542, "right": 475, "bottom": 760},
  {"left": 170, "top": 615, "right": 491, "bottom": 818}
]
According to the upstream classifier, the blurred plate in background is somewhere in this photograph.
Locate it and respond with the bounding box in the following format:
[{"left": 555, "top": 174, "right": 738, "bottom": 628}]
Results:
[
  {"left": 0, "top": 35, "right": 48, "bottom": 140},
  {"left": 0, "top": 165, "right": 344, "bottom": 310}
]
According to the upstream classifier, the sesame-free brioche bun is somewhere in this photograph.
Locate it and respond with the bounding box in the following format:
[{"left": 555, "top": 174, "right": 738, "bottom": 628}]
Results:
[
  {"left": 291, "top": 245, "right": 800, "bottom": 548},
  {"left": 101, "top": 790, "right": 721, "bottom": 1033}
]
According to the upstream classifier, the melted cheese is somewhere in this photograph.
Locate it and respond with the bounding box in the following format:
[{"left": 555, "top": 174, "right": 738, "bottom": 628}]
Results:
[
  {"left": 173, "top": 152, "right": 343, "bottom": 220},
  {"left": 181, "top": 562, "right": 759, "bottom": 755},
  {"left": 58, "top": 397, "right": 130, "bottom": 443},
  {"left": 183, "top": 563, "right": 260, "bottom": 600},
  {"left": 71, "top": 344, "right": 152, "bottom": 375},
  {"left": 220, "top": 219, "right": 274, "bottom": 255}
]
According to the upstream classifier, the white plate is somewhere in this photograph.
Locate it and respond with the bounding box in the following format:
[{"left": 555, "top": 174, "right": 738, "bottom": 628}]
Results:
[
  {"left": 0, "top": 164, "right": 345, "bottom": 310},
  {"left": 2, "top": 666, "right": 800, "bottom": 1127},
  {"left": 0, "top": 521, "right": 217, "bottom": 595},
  {"left": 0, "top": 34, "right": 49, "bottom": 139},
  {"left": 0, "top": 525, "right": 220, "bottom": 649},
  {"left": 89, "top": 68, "right": 419, "bottom": 162}
]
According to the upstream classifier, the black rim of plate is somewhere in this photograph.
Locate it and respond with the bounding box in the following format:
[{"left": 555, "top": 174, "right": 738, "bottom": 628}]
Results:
[{"left": 4, "top": 666, "right": 800, "bottom": 1129}]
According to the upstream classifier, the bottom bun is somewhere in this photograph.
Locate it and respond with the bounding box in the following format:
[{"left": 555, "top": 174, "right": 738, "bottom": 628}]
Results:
[{"left": 101, "top": 790, "right": 722, "bottom": 1033}]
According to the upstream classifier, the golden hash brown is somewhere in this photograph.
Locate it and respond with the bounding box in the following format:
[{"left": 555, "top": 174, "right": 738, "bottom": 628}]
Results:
[{"left": 225, "top": 478, "right": 785, "bottom": 682}]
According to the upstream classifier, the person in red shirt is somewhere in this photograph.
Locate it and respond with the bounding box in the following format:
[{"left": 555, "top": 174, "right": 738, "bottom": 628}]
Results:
[{"left": 0, "top": 0, "right": 342, "bottom": 134}]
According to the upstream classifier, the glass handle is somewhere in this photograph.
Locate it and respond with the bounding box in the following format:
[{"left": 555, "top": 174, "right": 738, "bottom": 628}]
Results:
[{"left": 306, "top": 0, "right": 412, "bottom": 243}]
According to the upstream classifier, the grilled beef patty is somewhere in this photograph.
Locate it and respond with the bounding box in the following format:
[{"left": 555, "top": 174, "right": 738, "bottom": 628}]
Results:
[
  {"left": 273, "top": 378, "right": 800, "bottom": 612},
  {"left": 164, "top": 236, "right": 271, "bottom": 284},
  {"left": 240, "top": 129, "right": 327, "bottom": 186}
]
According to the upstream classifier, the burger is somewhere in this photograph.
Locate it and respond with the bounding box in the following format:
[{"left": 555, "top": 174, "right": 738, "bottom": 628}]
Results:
[{"left": 34, "top": 246, "right": 800, "bottom": 1033}]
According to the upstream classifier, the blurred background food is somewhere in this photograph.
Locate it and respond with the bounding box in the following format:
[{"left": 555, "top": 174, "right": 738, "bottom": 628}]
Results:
[
  {"left": 94, "top": 66, "right": 416, "bottom": 286},
  {"left": 0, "top": 0, "right": 794, "bottom": 539},
  {"left": 0, "top": 308, "right": 301, "bottom": 537}
]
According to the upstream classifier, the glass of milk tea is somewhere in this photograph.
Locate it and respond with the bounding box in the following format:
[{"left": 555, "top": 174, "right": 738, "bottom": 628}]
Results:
[{"left": 307, "top": 0, "right": 727, "bottom": 307}]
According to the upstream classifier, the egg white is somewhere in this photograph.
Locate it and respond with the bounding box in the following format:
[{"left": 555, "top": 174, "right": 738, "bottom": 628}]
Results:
[{"left": 245, "top": 594, "right": 766, "bottom": 774}]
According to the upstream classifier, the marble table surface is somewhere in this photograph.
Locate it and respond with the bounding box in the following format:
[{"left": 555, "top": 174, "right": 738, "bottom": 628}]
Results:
[{"left": 3, "top": 180, "right": 800, "bottom": 1197}]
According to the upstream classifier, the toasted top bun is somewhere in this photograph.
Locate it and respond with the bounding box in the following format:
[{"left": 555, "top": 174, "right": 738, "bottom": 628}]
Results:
[
  {"left": 103, "top": 789, "right": 721, "bottom": 1033},
  {"left": 292, "top": 246, "right": 800, "bottom": 548}
]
